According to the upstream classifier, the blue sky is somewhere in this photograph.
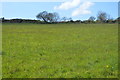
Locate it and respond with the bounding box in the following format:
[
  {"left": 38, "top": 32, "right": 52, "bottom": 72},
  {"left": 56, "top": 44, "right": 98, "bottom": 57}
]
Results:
[{"left": 1, "top": 2, "right": 118, "bottom": 20}]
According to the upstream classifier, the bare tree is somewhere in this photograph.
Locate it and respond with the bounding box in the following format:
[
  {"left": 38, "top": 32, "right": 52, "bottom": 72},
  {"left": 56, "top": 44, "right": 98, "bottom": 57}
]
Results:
[
  {"left": 61, "top": 17, "right": 67, "bottom": 22},
  {"left": 36, "top": 11, "right": 48, "bottom": 23},
  {"left": 97, "top": 11, "right": 108, "bottom": 22},
  {"left": 52, "top": 12, "right": 60, "bottom": 22},
  {"left": 36, "top": 11, "right": 59, "bottom": 23}
]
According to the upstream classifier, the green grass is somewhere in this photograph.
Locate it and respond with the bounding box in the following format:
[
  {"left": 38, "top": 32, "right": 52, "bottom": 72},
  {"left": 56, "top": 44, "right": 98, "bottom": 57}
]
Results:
[
  {"left": 0, "top": 24, "right": 2, "bottom": 79},
  {"left": 2, "top": 23, "right": 118, "bottom": 78},
  {"left": 0, "top": 56, "right": 1, "bottom": 79}
]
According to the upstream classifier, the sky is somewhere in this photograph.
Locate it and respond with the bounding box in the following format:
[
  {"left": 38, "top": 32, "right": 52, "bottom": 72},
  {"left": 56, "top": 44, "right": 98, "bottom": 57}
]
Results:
[{"left": 1, "top": 1, "right": 119, "bottom": 20}]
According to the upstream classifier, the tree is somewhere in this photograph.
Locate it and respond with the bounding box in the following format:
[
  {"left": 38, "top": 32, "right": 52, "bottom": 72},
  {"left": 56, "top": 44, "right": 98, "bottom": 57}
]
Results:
[
  {"left": 88, "top": 16, "right": 96, "bottom": 23},
  {"left": 68, "top": 17, "right": 74, "bottom": 23},
  {"left": 97, "top": 11, "right": 108, "bottom": 23},
  {"left": 61, "top": 17, "right": 67, "bottom": 22},
  {"left": 115, "top": 17, "right": 120, "bottom": 24},
  {"left": 36, "top": 11, "right": 59, "bottom": 23},
  {"left": 106, "top": 15, "right": 114, "bottom": 23},
  {"left": 36, "top": 11, "right": 48, "bottom": 23},
  {"left": 107, "top": 14, "right": 113, "bottom": 20},
  {"left": 89, "top": 16, "right": 96, "bottom": 21},
  {"left": 75, "top": 20, "right": 81, "bottom": 23},
  {"left": 52, "top": 12, "right": 60, "bottom": 22},
  {"left": 68, "top": 17, "right": 72, "bottom": 21}
]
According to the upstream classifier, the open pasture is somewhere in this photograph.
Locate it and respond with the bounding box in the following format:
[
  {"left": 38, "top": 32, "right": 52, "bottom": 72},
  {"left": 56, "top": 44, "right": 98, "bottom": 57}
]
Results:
[{"left": 2, "top": 23, "right": 118, "bottom": 78}]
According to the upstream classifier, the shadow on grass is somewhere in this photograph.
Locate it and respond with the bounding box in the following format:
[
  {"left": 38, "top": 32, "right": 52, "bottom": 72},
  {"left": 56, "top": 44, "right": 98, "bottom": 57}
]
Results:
[{"left": 0, "top": 51, "right": 6, "bottom": 55}]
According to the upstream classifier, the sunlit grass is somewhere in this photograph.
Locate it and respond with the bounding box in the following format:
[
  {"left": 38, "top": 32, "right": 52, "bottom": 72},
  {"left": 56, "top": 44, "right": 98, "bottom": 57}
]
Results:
[
  {"left": 0, "top": 56, "right": 1, "bottom": 79},
  {"left": 2, "top": 23, "right": 118, "bottom": 78},
  {"left": 0, "top": 23, "right": 2, "bottom": 79}
]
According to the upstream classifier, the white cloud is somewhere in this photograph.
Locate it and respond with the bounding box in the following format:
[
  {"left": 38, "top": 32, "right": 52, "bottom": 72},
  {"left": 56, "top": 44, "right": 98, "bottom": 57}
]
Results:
[
  {"left": 54, "top": 0, "right": 81, "bottom": 10},
  {"left": 72, "top": 1, "right": 94, "bottom": 16}
]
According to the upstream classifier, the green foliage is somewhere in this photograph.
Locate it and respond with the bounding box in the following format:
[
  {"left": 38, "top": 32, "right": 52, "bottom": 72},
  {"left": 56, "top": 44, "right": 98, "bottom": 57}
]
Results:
[{"left": 2, "top": 23, "right": 118, "bottom": 78}]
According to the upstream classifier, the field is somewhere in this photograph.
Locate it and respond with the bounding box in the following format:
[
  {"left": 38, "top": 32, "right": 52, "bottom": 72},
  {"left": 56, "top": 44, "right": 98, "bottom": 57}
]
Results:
[
  {"left": 0, "top": 56, "right": 1, "bottom": 79},
  {"left": 2, "top": 23, "right": 118, "bottom": 78},
  {"left": 0, "top": 24, "right": 2, "bottom": 79}
]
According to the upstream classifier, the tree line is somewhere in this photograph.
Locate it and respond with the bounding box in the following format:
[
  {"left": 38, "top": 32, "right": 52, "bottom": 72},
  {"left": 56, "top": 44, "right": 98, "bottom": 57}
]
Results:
[{"left": 1, "top": 11, "right": 119, "bottom": 24}]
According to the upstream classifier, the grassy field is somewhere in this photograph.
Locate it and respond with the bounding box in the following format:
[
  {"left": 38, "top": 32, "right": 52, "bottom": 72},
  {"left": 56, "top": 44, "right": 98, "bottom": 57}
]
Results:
[
  {"left": 0, "top": 56, "right": 1, "bottom": 79},
  {"left": 0, "top": 24, "right": 2, "bottom": 79},
  {"left": 2, "top": 23, "right": 118, "bottom": 78}
]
